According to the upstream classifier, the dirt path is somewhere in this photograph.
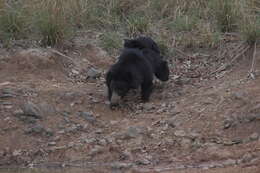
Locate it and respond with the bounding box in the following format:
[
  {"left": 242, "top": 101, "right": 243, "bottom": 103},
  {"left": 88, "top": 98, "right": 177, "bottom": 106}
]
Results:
[{"left": 0, "top": 39, "right": 260, "bottom": 172}]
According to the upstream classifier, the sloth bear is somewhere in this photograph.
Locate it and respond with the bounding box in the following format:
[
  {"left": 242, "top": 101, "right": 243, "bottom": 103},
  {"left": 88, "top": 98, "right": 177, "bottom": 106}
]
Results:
[
  {"left": 124, "top": 36, "right": 161, "bottom": 54},
  {"left": 142, "top": 48, "right": 169, "bottom": 81},
  {"left": 124, "top": 36, "right": 169, "bottom": 81},
  {"left": 106, "top": 48, "right": 154, "bottom": 107}
]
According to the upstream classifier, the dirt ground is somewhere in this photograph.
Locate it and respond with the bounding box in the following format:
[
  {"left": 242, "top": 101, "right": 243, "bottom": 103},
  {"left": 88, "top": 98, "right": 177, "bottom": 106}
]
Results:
[{"left": 0, "top": 34, "right": 260, "bottom": 172}]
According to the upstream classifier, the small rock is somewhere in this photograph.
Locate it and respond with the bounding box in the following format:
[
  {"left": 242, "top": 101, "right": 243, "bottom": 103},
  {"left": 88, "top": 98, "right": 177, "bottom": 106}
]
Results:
[
  {"left": 4, "top": 117, "right": 10, "bottom": 121},
  {"left": 78, "top": 111, "right": 96, "bottom": 123},
  {"left": 123, "top": 126, "right": 144, "bottom": 139},
  {"left": 222, "top": 159, "right": 236, "bottom": 166},
  {"left": 142, "top": 103, "right": 155, "bottom": 111},
  {"left": 0, "top": 88, "right": 16, "bottom": 98},
  {"left": 68, "top": 142, "right": 75, "bottom": 148},
  {"left": 82, "top": 138, "right": 97, "bottom": 144},
  {"left": 250, "top": 104, "right": 260, "bottom": 113},
  {"left": 167, "top": 117, "right": 182, "bottom": 128},
  {"left": 20, "top": 101, "right": 42, "bottom": 119},
  {"left": 95, "top": 129, "right": 103, "bottom": 134},
  {"left": 66, "top": 124, "right": 82, "bottom": 133},
  {"left": 48, "top": 142, "right": 56, "bottom": 146},
  {"left": 89, "top": 146, "right": 103, "bottom": 156},
  {"left": 71, "top": 69, "right": 80, "bottom": 75},
  {"left": 232, "top": 91, "right": 248, "bottom": 101},
  {"left": 241, "top": 153, "right": 254, "bottom": 163},
  {"left": 135, "top": 159, "right": 151, "bottom": 165},
  {"left": 180, "top": 138, "right": 192, "bottom": 149},
  {"left": 25, "top": 124, "right": 45, "bottom": 135},
  {"left": 223, "top": 119, "right": 233, "bottom": 129},
  {"left": 249, "top": 132, "right": 259, "bottom": 141},
  {"left": 111, "top": 162, "right": 133, "bottom": 169},
  {"left": 86, "top": 67, "right": 101, "bottom": 79},
  {"left": 39, "top": 102, "right": 56, "bottom": 115},
  {"left": 12, "top": 149, "right": 22, "bottom": 157},
  {"left": 189, "top": 132, "right": 200, "bottom": 139},
  {"left": 244, "top": 114, "right": 257, "bottom": 122},
  {"left": 45, "top": 128, "right": 54, "bottom": 137},
  {"left": 174, "top": 130, "right": 186, "bottom": 137},
  {"left": 58, "top": 130, "right": 65, "bottom": 134},
  {"left": 98, "top": 139, "right": 107, "bottom": 146}
]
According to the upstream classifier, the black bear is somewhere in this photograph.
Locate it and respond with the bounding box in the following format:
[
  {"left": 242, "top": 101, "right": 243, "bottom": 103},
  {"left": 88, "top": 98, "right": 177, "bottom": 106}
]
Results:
[
  {"left": 124, "top": 36, "right": 161, "bottom": 54},
  {"left": 124, "top": 36, "right": 169, "bottom": 82},
  {"left": 106, "top": 48, "right": 154, "bottom": 107},
  {"left": 142, "top": 48, "right": 169, "bottom": 81}
]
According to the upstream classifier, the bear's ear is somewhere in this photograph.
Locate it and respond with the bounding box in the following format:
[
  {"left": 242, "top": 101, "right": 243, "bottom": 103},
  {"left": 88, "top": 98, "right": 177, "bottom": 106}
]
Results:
[
  {"left": 124, "top": 39, "right": 131, "bottom": 43},
  {"left": 123, "top": 39, "right": 131, "bottom": 46}
]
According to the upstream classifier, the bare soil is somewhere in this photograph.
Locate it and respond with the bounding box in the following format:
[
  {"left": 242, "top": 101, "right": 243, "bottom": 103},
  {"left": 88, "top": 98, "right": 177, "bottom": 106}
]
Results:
[{"left": 0, "top": 34, "right": 260, "bottom": 172}]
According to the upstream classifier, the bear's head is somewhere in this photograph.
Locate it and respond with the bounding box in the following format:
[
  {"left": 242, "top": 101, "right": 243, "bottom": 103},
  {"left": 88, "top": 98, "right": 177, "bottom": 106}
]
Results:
[
  {"left": 110, "top": 80, "right": 130, "bottom": 98},
  {"left": 155, "top": 60, "right": 169, "bottom": 81},
  {"left": 124, "top": 39, "right": 146, "bottom": 50}
]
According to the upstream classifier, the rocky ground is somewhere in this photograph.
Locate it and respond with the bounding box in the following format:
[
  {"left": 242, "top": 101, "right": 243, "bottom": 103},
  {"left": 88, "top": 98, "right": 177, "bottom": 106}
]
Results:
[{"left": 0, "top": 32, "right": 260, "bottom": 172}]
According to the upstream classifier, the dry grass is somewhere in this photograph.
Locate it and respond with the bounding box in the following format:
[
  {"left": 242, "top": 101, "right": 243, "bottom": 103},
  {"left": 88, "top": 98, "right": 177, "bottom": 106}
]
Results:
[{"left": 0, "top": 0, "right": 259, "bottom": 50}]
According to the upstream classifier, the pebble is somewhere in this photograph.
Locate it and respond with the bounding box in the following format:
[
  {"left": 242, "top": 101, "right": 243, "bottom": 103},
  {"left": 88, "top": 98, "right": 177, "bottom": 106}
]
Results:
[
  {"left": 181, "top": 138, "right": 192, "bottom": 149},
  {"left": 71, "top": 69, "right": 80, "bottom": 75},
  {"left": 0, "top": 88, "right": 16, "bottom": 98},
  {"left": 142, "top": 103, "right": 155, "bottom": 111},
  {"left": 48, "top": 142, "right": 57, "bottom": 146},
  {"left": 249, "top": 132, "right": 259, "bottom": 141},
  {"left": 89, "top": 146, "right": 103, "bottom": 156},
  {"left": 12, "top": 149, "right": 22, "bottom": 156},
  {"left": 174, "top": 130, "right": 186, "bottom": 137},
  {"left": 135, "top": 159, "right": 151, "bottom": 165},
  {"left": 25, "top": 124, "right": 45, "bottom": 135},
  {"left": 20, "top": 101, "right": 43, "bottom": 119},
  {"left": 111, "top": 162, "right": 133, "bottom": 169},
  {"left": 124, "top": 126, "right": 143, "bottom": 139},
  {"left": 86, "top": 67, "right": 101, "bottom": 79},
  {"left": 241, "top": 153, "right": 254, "bottom": 163},
  {"left": 78, "top": 111, "right": 96, "bottom": 123},
  {"left": 222, "top": 159, "right": 236, "bottom": 166},
  {"left": 167, "top": 117, "right": 182, "bottom": 128}
]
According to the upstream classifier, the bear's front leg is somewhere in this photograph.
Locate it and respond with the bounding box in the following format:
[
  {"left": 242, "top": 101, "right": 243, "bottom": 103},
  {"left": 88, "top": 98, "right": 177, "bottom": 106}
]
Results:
[{"left": 141, "top": 81, "right": 153, "bottom": 102}]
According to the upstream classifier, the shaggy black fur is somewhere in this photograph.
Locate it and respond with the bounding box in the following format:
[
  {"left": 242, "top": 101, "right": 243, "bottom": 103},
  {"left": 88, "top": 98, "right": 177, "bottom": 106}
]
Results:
[
  {"left": 124, "top": 36, "right": 161, "bottom": 54},
  {"left": 106, "top": 48, "right": 154, "bottom": 105},
  {"left": 124, "top": 36, "right": 169, "bottom": 81}
]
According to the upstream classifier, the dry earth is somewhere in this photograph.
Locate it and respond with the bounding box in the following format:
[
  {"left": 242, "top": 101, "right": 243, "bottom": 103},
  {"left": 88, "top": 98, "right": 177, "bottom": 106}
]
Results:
[{"left": 0, "top": 33, "right": 260, "bottom": 172}]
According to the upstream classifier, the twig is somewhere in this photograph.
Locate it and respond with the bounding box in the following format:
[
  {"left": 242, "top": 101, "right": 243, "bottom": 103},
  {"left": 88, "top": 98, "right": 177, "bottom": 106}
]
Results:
[
  {"left": 50, "top": 49, "right": 74, "bottom": 62},
  {"left": 210, "top": 44, "right": 250, "bottom": 75},
  {"left": 230, "top": 44, "right": 250, "bottom": 64},
  {"left": 248, "top": 41, "right": 257, "bottom": 79},
  {"left": 173, "top": 48, "right": 192, "bottom": 58}
]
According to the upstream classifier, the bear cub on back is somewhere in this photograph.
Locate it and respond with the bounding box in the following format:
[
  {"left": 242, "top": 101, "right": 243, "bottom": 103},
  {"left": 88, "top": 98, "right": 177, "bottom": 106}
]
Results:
[
  {"left": 124, "top": 36, "right": 169, "bottom": 81},
  {"left": 106, "top": 48, "right": 154, "bottom": 107}
]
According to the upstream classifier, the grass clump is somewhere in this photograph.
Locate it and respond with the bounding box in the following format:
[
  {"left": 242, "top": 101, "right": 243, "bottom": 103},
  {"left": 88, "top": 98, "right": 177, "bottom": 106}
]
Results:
[
  {"left": 0, "top": 1, "right": 27, "bottom": 40},
  {"left": 239, "top": 0, "right": 260, "bottom": 44},
  {"left": 125, "top": 14, "right": 151, "bottom": 37},
  {"left": 240, "top": 16, "right": 260, "bottom": 44},
  {"left": 34, "top": 0, "right": 72, "bottom": 47},
  {"left": 167, "top": 15, "right": 199, "bottom": 32},
  {"left": 209, "top": 0, "right": 242, "bottom": 32},
  {"left": 0, "top": 0, "right": 258, "bottom": 49}
]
